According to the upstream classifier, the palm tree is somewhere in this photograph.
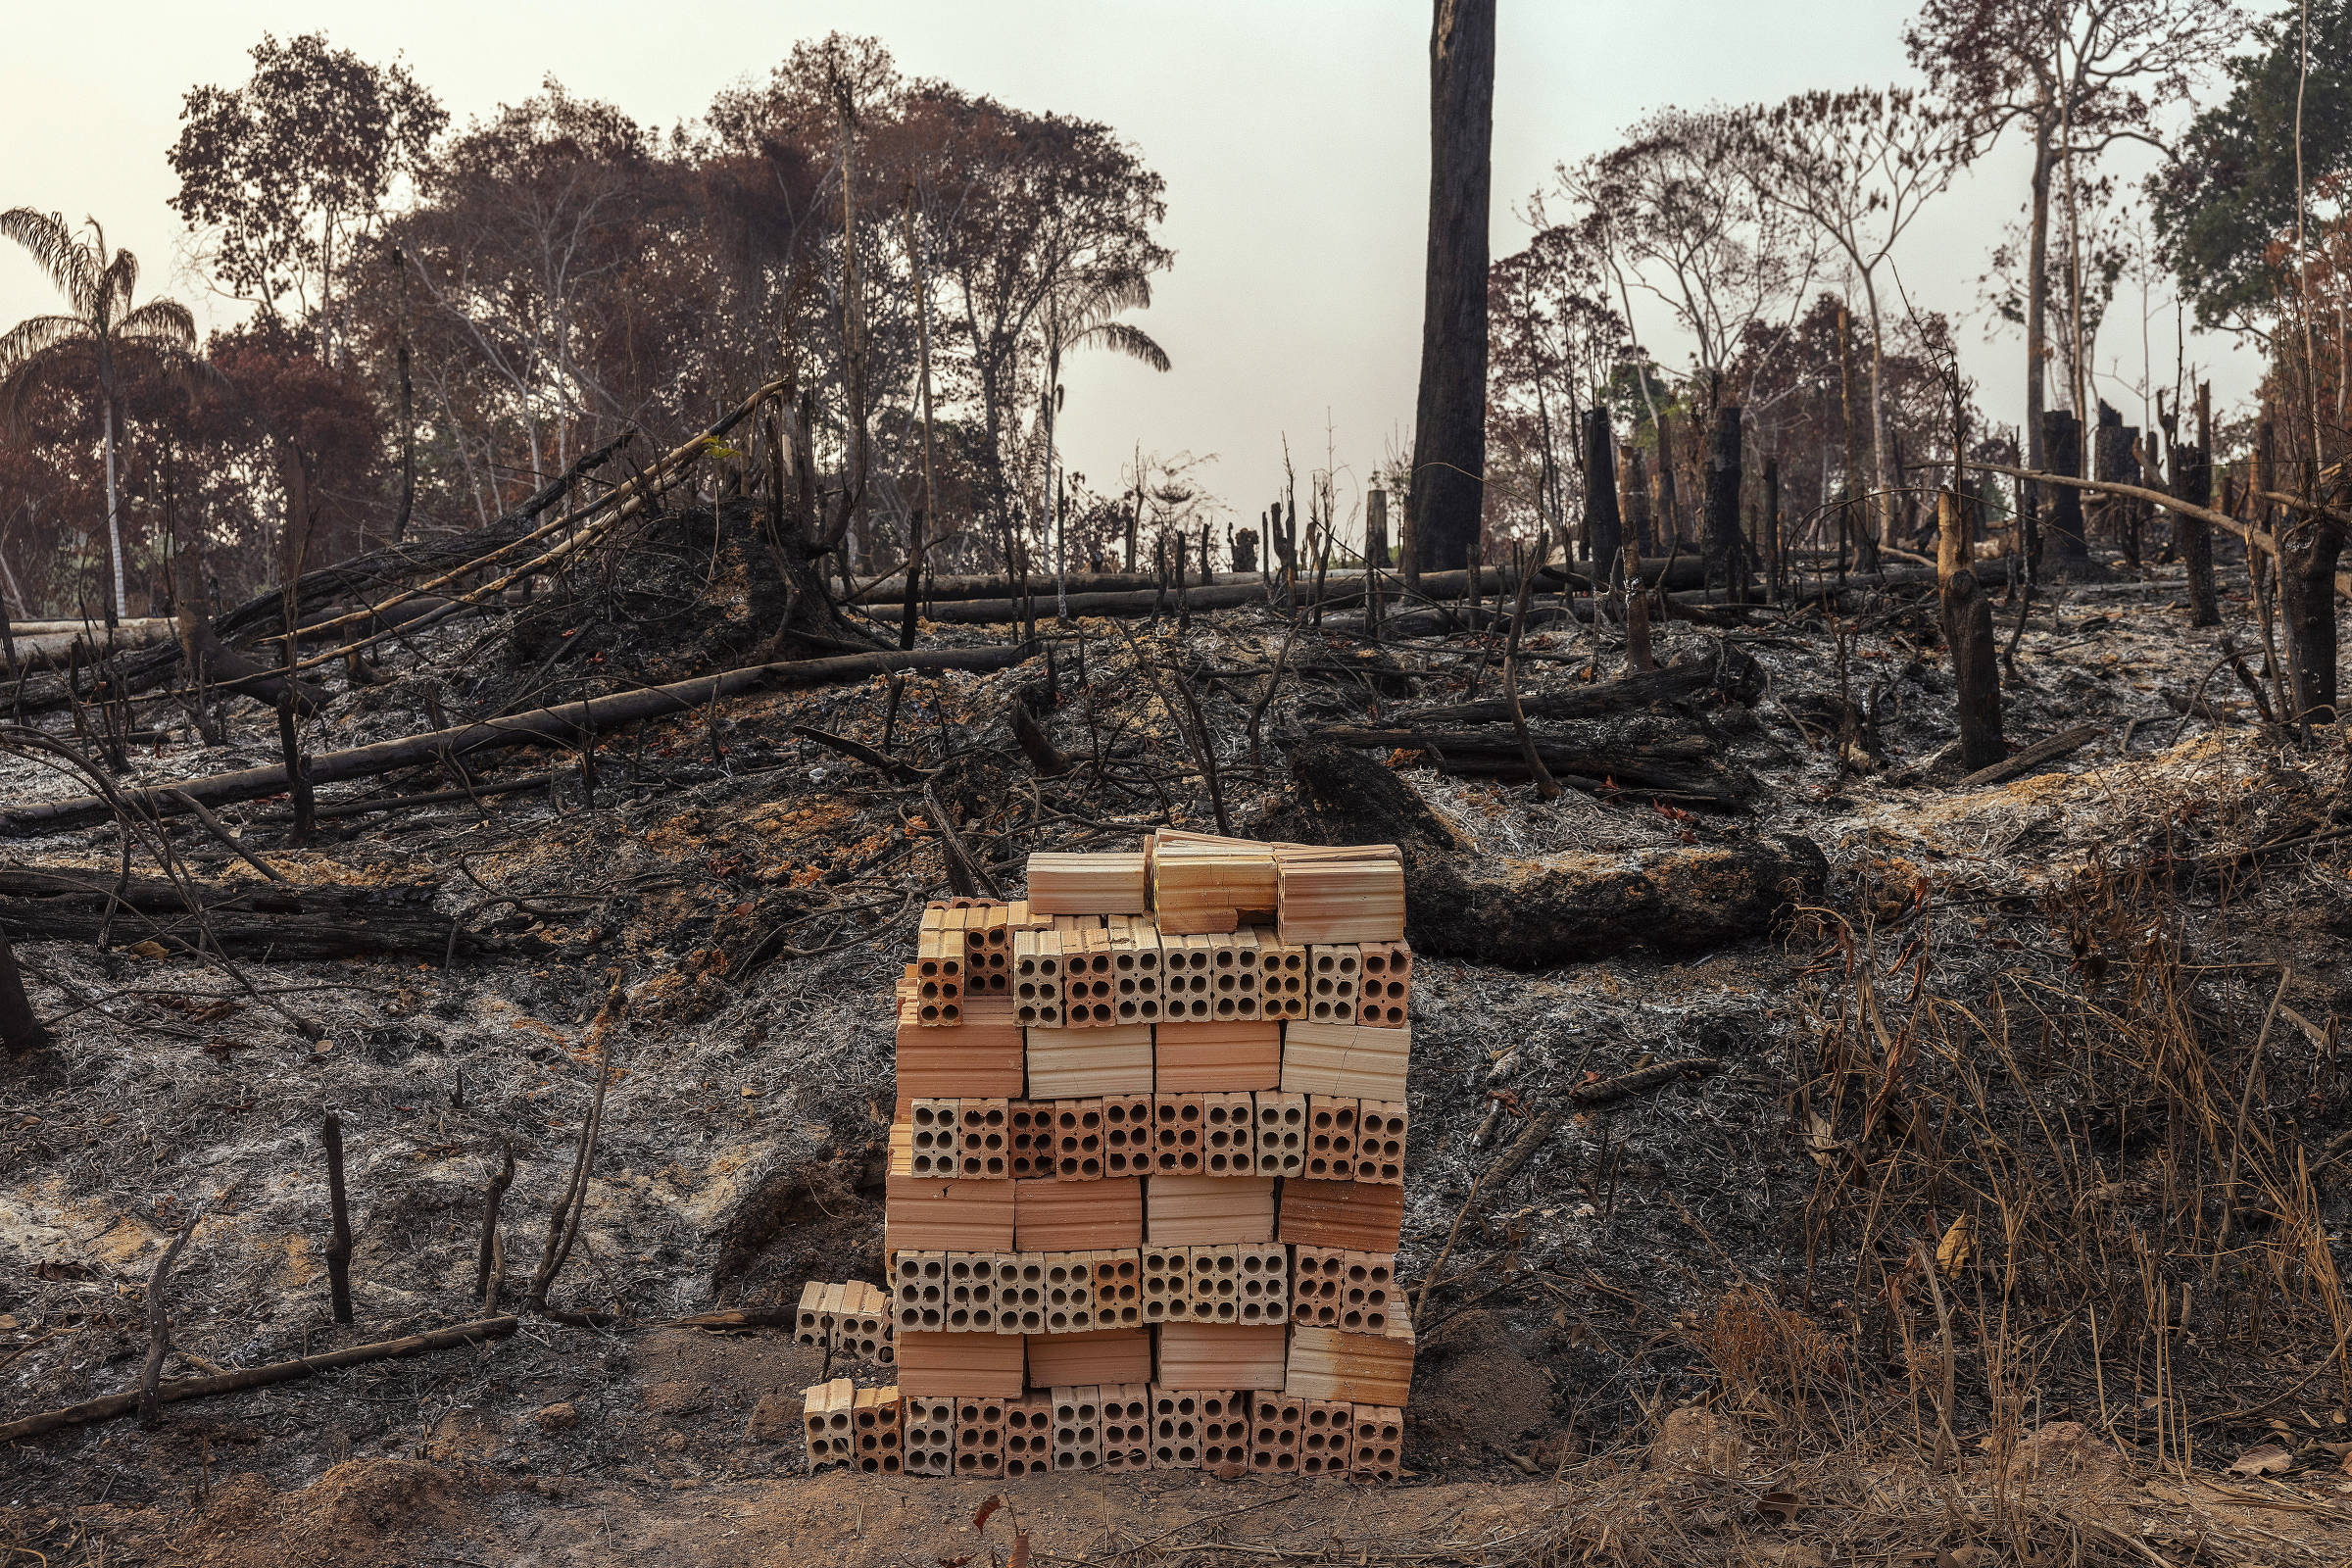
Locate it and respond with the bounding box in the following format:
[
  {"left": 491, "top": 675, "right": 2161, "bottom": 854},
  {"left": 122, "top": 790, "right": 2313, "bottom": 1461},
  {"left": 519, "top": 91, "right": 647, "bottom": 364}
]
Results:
[
  {"left": 1039, "top": 274, "right": 1169, "bottom": 617},
  {"left": 0, "top": 211, "right": 198, "bottom": 620}
]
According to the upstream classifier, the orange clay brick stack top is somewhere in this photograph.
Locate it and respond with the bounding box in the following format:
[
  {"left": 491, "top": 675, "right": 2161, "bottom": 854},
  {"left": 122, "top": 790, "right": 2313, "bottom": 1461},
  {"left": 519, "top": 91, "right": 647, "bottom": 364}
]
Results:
[{"left": 802, "top": 832, "right": 1412, "bottom": 1480}]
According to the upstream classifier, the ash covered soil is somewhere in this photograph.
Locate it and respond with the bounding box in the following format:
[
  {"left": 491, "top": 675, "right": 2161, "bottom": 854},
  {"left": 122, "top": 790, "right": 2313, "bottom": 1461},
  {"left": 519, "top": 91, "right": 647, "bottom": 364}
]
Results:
[{"left": 4, "top": 525, "right": 2352, "bottom": 1564}]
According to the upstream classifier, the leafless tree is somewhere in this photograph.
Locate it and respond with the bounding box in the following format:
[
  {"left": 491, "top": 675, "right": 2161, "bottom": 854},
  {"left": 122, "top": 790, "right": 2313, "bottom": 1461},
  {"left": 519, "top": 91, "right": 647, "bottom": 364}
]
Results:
[
  {"left": 1738, "top": 89, "right": 1972, "bottom": 549},
  {"left": 1563, "top": 108, "right": 1823, "bottom": 408},
  {"left": 1905, "top": 0, "right": 2245, "bottom": 495}
]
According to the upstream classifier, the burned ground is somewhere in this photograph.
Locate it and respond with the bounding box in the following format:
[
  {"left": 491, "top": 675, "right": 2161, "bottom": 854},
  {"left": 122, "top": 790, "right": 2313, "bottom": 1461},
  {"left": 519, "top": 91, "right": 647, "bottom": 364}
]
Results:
[{"left": 3, "top": 523, "right": 2351, "bottom": 1564}]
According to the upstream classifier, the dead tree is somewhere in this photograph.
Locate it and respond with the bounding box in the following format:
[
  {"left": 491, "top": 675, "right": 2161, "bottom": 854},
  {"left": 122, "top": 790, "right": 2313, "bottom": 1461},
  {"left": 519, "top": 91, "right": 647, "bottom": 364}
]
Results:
[
  {"left": 139, "top": 1184, "right": 231, "bottom": 1428},
  {"left": 274, "top": 686, "right": 314, "bottom": 846},
  {"left": 2094, "top": 403, "right": 2140, "bottom": 564},
  {"left": 2180, "top": 382, "right": 2220, "bottom": 626},
  {"left": 529, "top": 1002, "right": 619, "bottom": 1316},
  {"left": 2044, "top": 411, "right": 2090, "bottom": 572},
  {"left": 0, "top": 927, "right": 44, "bottom": 1054},
  {"left": 1404, "top": 0, "right": 1495, "bottom": 571},
  {"left": 1502, "top": 545, "right": 1560, "bottom": 800},
  {"left": 2249, "top": 416, "right": 2300, "bottom": 730},
  {"left": 1704, "top": 404, "right": 1745, "bottom": 597},
  {"left": 1583, "top": 408, "right": 1623, "bottom": 582},
  {"left": 1621, "top": 546, "right": 1655, "bottom": 673},
  {"left": 904, "top": 185, "right": 942, "bottom": 653},
  {"left": 1619, "top": 443, "right": 1653, "bottom": 557},
  {"left": 475, "top": 1139, "right": 514, "bottom": 1312},
  {"left": 2278, "top": 485, "right": 2344, "bottom": 724},
  {"left": 1938, "top": 491, "right": 2005, "bottom": 771},
  {"left": 760, "top": 391, "right": 881, "bottom": 653},
  {"left": 1838, "top": 305, "right": 1874, "bottom": 573},
  {"left": 322, "top": 1112, "right": 354, "bottom": 1324},
  {"left": 1655, "top": 406, "right": 1687, "bottom": 548}
]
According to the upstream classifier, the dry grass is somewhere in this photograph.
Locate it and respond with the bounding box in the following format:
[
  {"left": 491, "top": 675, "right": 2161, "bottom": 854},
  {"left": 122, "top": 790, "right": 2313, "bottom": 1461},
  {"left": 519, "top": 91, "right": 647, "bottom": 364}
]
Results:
[{"left": 1481, "top": 808, "right": 2352, "bottom": 1566}]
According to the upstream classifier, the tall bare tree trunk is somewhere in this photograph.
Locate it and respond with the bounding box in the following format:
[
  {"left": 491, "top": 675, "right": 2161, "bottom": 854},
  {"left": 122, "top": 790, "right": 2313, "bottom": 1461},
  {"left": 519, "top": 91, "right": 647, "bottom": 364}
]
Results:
[
  {"left": 1838, "top": 305, "right": 1874, "bottom": 573},
  {"left": 1703, "top": 404, "right": 1744, "bottom": 597},
  {"left": 2044, "top": 411, "right": 2088, "bottom": 571},
  {"left": 1856, "top": 270, "right": 1899, "bottom": 557},
  {"left": 392, "top": 247, "right": 415, "bottom": 545},
  {"left": 2103, "top": 406, "right": 2147, "bottom": 564},
  {"left": 1654, "top": 408, "right": 1685, "bottom": 547},
  {"left": 1406, "top": 0, "right": 1495, "bottom": 572},
  {"left": 2024, "top": 112, "right": 2053, "bottom": 543},
  {"left": 102, "top": 398, "right": 125, "bottom": 626},
  {"left": 1583, "top": 408, "right": 1622, "bottom": 580},
  {"left": 1619, "top": 442, "right": 1652, "bottom": 557},
  {"left": 1126, "top": 443, "right": 1144, "bottom": 571},
  {"left": 904, "top": 189, "right": 940, "bottom": 652},
  {"left": 1938, "top": 490, "right": 2005, "bottom": 771},
  {"left": 831, "top": 78, "right": 871, "bottom": 577},
  {"left": 2180, "top": 382, "right": 2219, "bottom": 626},
  {"left": 1533, "top": 377, "right": 1565, "bottom": 563},
  {"left": 2280, "top": 454, "right": 2342, "bottom": 724}
]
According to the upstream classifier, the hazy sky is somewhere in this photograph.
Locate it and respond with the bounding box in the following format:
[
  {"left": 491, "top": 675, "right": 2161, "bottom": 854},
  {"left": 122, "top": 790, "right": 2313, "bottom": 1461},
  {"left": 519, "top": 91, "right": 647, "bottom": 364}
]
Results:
[{"left": 1, "top": 1, "right": 2261, "bottom": 531}]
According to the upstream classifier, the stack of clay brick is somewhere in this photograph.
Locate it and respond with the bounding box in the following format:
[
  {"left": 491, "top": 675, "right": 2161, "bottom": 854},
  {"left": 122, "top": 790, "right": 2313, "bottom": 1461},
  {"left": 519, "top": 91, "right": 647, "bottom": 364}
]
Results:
[
  {"left": 803, "top": 830, "right": 1414, "bottom": 1482},
  {"left": 793, "top": 1281, "right": 894, "bottom": 1363}
]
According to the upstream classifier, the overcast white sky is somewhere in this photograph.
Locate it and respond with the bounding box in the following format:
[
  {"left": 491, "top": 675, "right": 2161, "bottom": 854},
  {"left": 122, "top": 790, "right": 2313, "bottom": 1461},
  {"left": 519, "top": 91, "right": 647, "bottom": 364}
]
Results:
[{"left": 0, "top": 0, "right": 2263, "bottom": 529}]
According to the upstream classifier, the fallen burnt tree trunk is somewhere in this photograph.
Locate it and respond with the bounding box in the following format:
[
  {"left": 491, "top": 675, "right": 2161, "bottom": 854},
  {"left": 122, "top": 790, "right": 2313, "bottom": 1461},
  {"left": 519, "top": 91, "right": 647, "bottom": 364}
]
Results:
[
  {"left": 1953, "top": 722, "right": 2104, "bottom": 790},
  {"left": 857, "top": 564, "right": 1544, "bottom": 606},
  {"left": 6, "top": 596, "right": 461, "bottom": 717},
  {"left": 1393, "top": 649, "right": 1762, "bottom": 725},
  {"left": 904, "top": 565, "right": 1558, "bottom": 624},
  {"left": 178, "top": 618, "right": 332, "bottom": 715},
  {"left": 1328, "top": 566, "right": 2014, "bottom": 638},
  {"left": 0, "top": 618, "right": 176, "bottom": 676},
  {"left": 1, "top": 645, "right": 1028, "bottom": 836},
  {"left": 1408, "top": 833, "right": 1826, "bottom": 966},
  {"left": 8, "top": 640, "right": 184, "bottom": 717},
  {"left": 1549, "top": 555, "right": 1738, "bottom": 593},
  {"left": 1259, "top": 741, "right": 1823, "bottom": 965},
  {"left": 0, "top": 1316, "right": 517, "bottom": 1444},
  {"left": 9, "top": 403, "right": 754, "bottom": 715},
  {"left": 214, "top": 430, "right": 640, "bottom": 640},
  {"left": 0, "top": 868, "right": 517, "bottom": 960},
  {"left": 1333, "top": 593, "right": 1775, "bottom": 638},
  {"left": 854, "top": 567, "right": 1232, "bottom": 603},
  {"left": 913, "top": 579, "right": 1346, "bottom": 623},
  {"left": 1311, "top": 725, "right": 1748, "bottom": 808},
  {"left": 291, "top": 594, "right": 465, "bottom": 645}
]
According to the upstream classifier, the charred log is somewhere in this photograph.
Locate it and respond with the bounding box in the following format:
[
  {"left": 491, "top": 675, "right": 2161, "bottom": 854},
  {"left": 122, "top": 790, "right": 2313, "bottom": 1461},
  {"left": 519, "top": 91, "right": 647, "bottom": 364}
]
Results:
[
  {"left": 1, "top": 646, "right": 1028, "bottom": 836},
  {"left": 0, "top": 868, "right": 519, "bottom": 961},
  {"left": 1259, "top": 742, "right": 1823, "bottom": 965}
]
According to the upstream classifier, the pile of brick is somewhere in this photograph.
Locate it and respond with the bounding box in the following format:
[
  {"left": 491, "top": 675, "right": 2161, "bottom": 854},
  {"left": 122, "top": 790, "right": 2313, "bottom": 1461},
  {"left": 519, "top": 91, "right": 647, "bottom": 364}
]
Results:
[
  {"left": 802, "top": 831, "right": 1413, "bottom": 1480},
  {"left": 792, "top": 1281, "right": 894, "bottom": 1363}
]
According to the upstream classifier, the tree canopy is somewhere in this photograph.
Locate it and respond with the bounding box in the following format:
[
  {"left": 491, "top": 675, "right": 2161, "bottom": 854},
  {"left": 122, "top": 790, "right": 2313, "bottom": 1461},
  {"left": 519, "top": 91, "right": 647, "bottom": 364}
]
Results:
[{"left": 2151, "top": 0, "right": 2352, "bottom": 332}]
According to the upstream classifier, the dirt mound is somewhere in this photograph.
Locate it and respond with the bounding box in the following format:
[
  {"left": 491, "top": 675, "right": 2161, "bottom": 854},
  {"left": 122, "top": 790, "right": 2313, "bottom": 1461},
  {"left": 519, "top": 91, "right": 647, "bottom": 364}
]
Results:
[
  {"left": 164, "top": 1459, "right": 476, "bottom": 1568},
  {"left": 308, "top": 1459, "right": 472, "bottom": 1554},
  {"left": 1407, "top": 1309, "right": 1564, "bottom": 1469}
]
